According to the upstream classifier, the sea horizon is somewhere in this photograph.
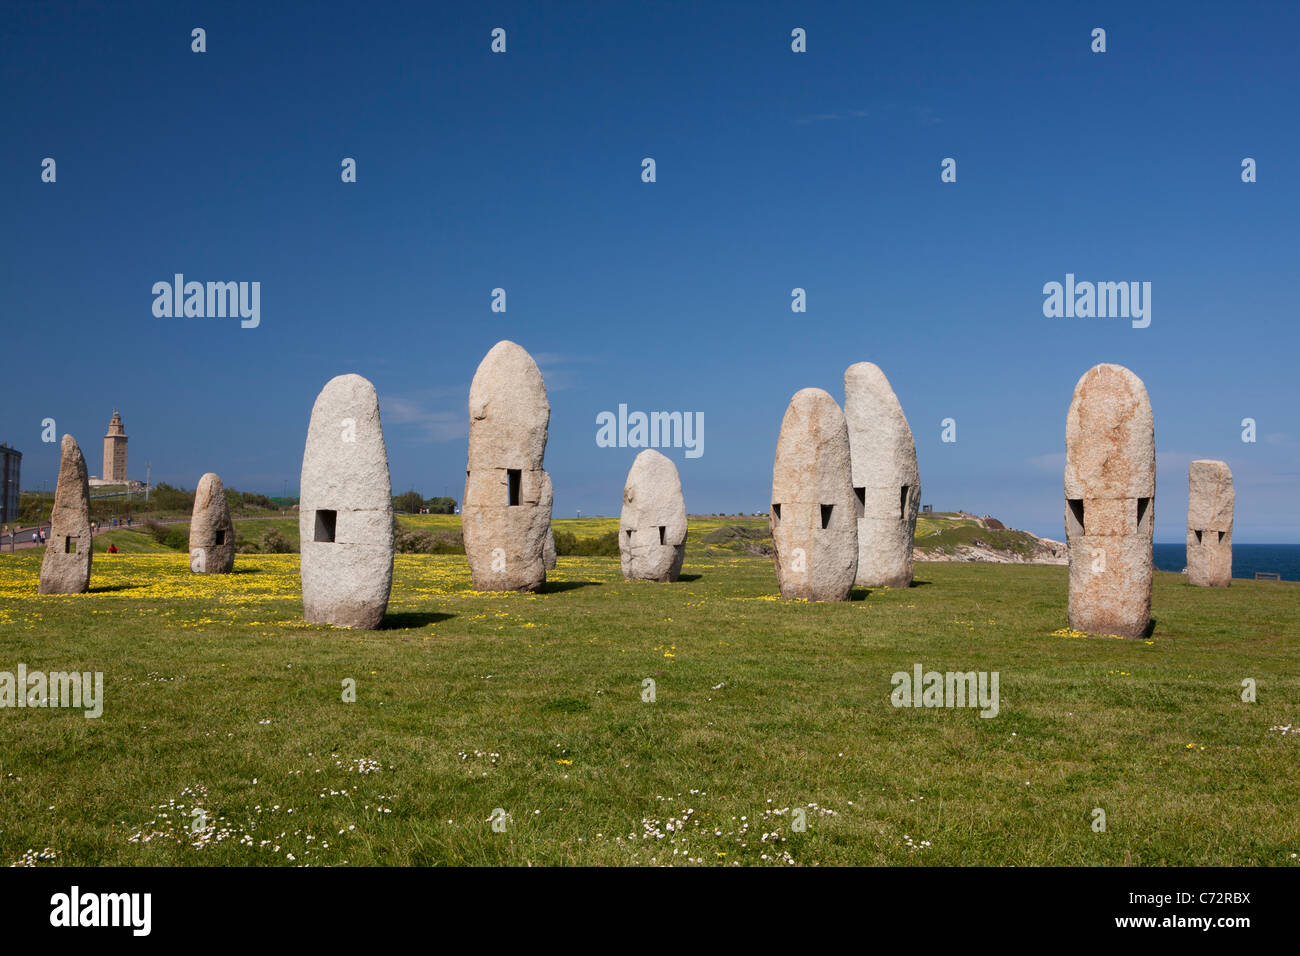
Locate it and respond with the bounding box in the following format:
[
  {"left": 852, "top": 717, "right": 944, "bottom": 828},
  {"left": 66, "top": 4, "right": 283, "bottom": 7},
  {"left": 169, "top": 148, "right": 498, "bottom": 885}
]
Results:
[{"left": 1153, "top": 542, "right": 1300, "bottom": 582}]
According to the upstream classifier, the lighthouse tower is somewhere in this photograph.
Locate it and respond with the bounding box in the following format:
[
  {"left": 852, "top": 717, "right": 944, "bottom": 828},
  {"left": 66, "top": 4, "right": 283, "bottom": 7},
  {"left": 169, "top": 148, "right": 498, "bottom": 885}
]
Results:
[{"left": 103, "top": 410, "right": 128, "bottom": 483}]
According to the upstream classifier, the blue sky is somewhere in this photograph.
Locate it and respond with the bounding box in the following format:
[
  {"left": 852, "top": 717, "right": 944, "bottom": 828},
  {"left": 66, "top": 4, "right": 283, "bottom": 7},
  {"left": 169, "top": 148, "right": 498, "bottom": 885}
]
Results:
[{"left": 3, "top": 1, "right": 1298, "bottom": 541}]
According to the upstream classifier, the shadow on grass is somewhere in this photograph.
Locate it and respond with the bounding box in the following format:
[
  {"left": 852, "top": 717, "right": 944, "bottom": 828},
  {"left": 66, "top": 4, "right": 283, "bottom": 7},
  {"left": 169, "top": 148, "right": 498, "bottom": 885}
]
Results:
[
  {"left": 849, "top": 580, "right": 931, "bottom": 599},
  {"left": 538, "top": 580, "right": 602, "bottom": 594},
  {"left": 380, "top": 611, "right": 457, "bottom": 629},
  {"left": 87, "top": 584, "right": 144, "bottom": 594},
  {"left": 678, "top": 573, "right": 704, "bottom": 582}
]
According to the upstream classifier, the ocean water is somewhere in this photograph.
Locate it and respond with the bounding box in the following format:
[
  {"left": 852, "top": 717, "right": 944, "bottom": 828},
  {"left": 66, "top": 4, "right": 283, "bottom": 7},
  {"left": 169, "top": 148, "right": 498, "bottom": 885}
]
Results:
[{"left": 1153, "top": 543, "right": 1300, "bottom": 582}]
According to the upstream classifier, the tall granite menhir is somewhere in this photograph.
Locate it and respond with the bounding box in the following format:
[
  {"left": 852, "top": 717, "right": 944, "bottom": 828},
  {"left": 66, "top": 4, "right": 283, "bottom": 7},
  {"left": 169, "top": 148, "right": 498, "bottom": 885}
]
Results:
[
  {"left": 770, "top": 388, "right": 858, "bottom": 601},
  {"left": 39, "top": 434, "right": 92, "bottom": 594},
  {"left": 1187, "top": 459, "right": 1233, "bottom": 587},
  {"left": 543, "top": 473, "right": 557, "bottom": 571},
  {"left": 299, "top": 374, "right": 394, "bottom": 629},
  {"left": 1065, "top": 364, "right": 1155, "bottom": 638},
  {"left": 463, "top": 341, "right": 553, "bottom": 591},
  {"left": 620, "top": 449, "right": 687, "bottom": 582},
  {"left": 189, "top": 472, "right": 235, "bottom": 573},
  {"left": 844, "top": 362, "right": 920, "bottom": 588}
]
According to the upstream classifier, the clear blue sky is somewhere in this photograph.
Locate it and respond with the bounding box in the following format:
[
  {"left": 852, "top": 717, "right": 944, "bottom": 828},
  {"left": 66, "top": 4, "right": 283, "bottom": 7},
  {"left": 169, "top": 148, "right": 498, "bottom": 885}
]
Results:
[{"left": 3, "top": 1, "right": 1297, "bottom": 542}]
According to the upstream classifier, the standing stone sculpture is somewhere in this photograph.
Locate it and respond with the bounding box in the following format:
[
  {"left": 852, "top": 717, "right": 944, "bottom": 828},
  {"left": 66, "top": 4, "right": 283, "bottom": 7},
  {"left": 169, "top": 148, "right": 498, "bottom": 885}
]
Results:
[
  {"left": 770, "top": 388, "right": 858, "bottom": 601},
  {"left": 620, "top": 449, "right": 687, "bottom": 582},
  {"left": 299, "top": 374, "right": 394, "bottom": 629},
  {"left": 188, "top": 472, "right": 235, "bottom": 574},
  {"left": 39, "top": 434, "right": 92, "bottom": 594},
  {"left": 1064, "top": 363, "right": 1155, "bottom": 638},
  {"left": 1187, "top": 460, "right": 1233, "bottom": 587},
  {"left": 544, "top": 526, "right": 557, "bottom": 570},
  {"left": 463, "top": 340, "right": 552, "bottom": 591},
  {"left": 543, "top": 473, "right": 557, "bottom": 570},
  {"left": 844, "top": 362, "right": 920, "bottom": 588}
]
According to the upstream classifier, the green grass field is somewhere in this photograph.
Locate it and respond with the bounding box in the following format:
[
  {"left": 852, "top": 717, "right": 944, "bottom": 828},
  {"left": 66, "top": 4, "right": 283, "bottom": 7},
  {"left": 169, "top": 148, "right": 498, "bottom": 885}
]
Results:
[{"left": 1, "top": 546, "right": 1297, "bottom": 866}]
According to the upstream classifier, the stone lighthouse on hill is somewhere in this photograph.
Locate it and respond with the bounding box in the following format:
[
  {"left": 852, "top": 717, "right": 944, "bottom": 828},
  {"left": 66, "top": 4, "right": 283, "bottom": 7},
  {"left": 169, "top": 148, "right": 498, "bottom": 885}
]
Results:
[{"left": 103, "top": 410, "right": 128, "bottom": 483}]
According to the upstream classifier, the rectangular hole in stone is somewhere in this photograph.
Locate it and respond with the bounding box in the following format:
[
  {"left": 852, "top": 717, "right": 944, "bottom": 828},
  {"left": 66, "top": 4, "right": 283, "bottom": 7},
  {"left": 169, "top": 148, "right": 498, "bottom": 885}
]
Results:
[
  {"left": 1068, "top": 499, "right": 1084, "bottom": 532},
  {"left": 820, "top": 504, "right": 833, "bottom": 529},
  {"left": 899, "top": 485, "right": 909, "bottom": 519},
  {"left": 215, "top": 529, "right": 226, "bottom": 546},
  {"left": 625, "top": 529, "right": 632, "bottom": 541},
  {"left": 1218, "top": 531, "right": 1225, "bottom": 543},
  {"left": 771, "top": 503, "right": 780, "bottom": 524},
  {"left": 659, "top": 526, "right": 666, "bottom": 545},
  {"left": 65, "top": 536, "right": 76, "bottom": 554},
  {"left": 1137, "top": 496, "right": 1151, "bottom": 528},
  {"left": 507, "top": 469, "right": 521, "bottom": 506},
  {"left": 314, "top": 509, "right": 337, "bottom": 543},
  {"left": 1193, "top": 529, "right": 1202, "bottom": 544},
  {"left": 853, "top": 487, "right": 865, "bottom": 518}
]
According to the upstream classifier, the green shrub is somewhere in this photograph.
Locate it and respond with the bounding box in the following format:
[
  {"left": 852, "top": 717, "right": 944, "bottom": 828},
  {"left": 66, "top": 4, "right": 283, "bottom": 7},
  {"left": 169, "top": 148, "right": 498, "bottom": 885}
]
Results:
[
  {"left": 394, "top": 523, "right": 434, "bottom": 554},
  {"left": 553, "top": 529, "right": 620, "bottom": 556},
  {"left": 149, "top": 483, "right": 194, "bottom": 512},
  {"left": 261, "top": 528, "right": 294, "bottom": 554},
  {"left": 227, "top": 490, "right": 275, "bottom": 511},
  {"left": 426, "top": 530, "right": 464, "bottom": 554},
  {"left": 394, "top": 518, "right": 464, "bottom": 554},
  {"left": 552, "top": 530, "right": 577, "bottom": 555}
]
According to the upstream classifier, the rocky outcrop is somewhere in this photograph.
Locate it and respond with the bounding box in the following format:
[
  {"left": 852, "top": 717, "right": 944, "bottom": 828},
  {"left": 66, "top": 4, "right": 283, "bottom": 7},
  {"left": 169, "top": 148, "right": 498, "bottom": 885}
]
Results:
[{"left": 912, "top": 514, "right": 1067, "bottom": 565}]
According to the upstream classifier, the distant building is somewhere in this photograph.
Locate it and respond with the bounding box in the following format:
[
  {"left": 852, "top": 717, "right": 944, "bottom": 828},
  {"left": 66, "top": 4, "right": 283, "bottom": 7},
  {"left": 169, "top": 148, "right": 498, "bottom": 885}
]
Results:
[
  {"left": 921, "top": 504, "right": 932, "bottom": 514},
  {"left": 0, "top": 444, "right": 20, "bottom": 525},
  {"left": 103, "top": 410, "right": 128, "bottom": 482}
]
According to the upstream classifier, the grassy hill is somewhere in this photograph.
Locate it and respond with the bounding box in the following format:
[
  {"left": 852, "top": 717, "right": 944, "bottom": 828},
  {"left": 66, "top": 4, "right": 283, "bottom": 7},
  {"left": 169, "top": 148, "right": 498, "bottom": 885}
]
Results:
[
  {"left": 913, "top": 512, "right": 1064, "bottom": 563},
  {"left": 90, "top": 512, "right": 1062, "bottom": 565}
]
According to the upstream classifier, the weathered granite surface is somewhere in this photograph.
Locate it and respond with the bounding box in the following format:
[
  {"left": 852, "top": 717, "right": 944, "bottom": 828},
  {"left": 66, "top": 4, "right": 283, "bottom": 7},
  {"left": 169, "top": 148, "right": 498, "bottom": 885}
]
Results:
[
  {"left": 1064, "top": 363, "right": 1155, "bottom": 638},
  {"left": 39, "top": 434, "right": 92, "bottom": 595},
  {"left": 299, "top": 374, "right": 394, "bottom": 628},
  {"left": 189, "top": 472, "right": 235, "bottom": 573},
  {"left": 1187, "top": 459, "right": 1233, "bottom": 587},
  {"left": 462, "top": 341, "right": 552, "bottom": 591},
  {"left": 844, "top": 362, "right": 920, "bottom": 588},
  {"left": 770, "top": 388, "right": 858, "bottom": 601},
  {"left": 620, "top": 449, "right": 687, "bottom": 582}
]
